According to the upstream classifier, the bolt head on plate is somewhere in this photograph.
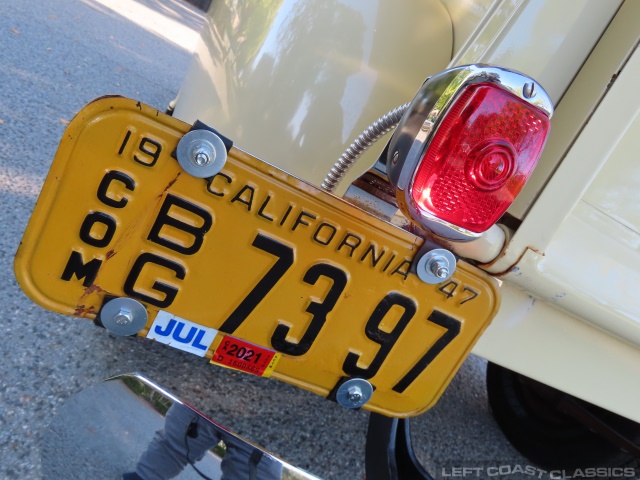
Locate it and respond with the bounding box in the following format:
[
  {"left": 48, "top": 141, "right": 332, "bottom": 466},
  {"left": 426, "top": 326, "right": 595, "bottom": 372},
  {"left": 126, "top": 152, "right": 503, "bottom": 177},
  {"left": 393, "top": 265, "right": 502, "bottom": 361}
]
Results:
[
  {"left": 347, "top": 386, "right": 363, "bottom": 404},
  {"left": 176, "top": 129, "right": 227, "bottom": 178},
  {"left": 100, "top": 298, "right": 148, "bottom": 336},
  {"left": 113, "top": 307, "right": 133, "bottom": 326},
  {"left": 336, "top": 379, "right": 373, "bottom": 409},
  {"left": 430, "top": 260, "right": 449, "bottom": 279},
  {"left": 193, "top": 150, "right": 211, "bottom": 166},
  {"left": 416, "top": 248, "right": 456, "bottom": 284}
]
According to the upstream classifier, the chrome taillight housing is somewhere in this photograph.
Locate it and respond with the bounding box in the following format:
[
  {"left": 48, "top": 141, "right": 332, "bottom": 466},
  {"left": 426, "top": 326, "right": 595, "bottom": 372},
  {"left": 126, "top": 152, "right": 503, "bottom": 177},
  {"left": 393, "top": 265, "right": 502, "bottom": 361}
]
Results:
[{"left": 386, "top": 65, "right": 553, "bottom": 241}]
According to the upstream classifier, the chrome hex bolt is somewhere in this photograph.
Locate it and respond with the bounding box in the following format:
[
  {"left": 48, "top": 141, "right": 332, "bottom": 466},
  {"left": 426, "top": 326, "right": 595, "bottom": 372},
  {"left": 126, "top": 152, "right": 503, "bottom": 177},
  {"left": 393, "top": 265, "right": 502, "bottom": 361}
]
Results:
[
  {"left": 429, "top": 257, "right": 449, "bottom": 279},
  {"left": 193, "top": 149, "right": 211, "bottom": 166},
  {"left": 336, "top": 379, "right": 373, "bottom": 409},
  {"left": 347, "top": 386, "right": 363, "bottom": 405},
  {"left": 416, "top": 248, "right": 456, "bottom": 284},
  {"left": 176, "top": 129, "right": 227, "bottom": 178},
  {"left": 113, "top": 307, "right": 133, "bottom": 326},
  {"left": 99, "top": 298, "right": 148, "bottom": 337}
]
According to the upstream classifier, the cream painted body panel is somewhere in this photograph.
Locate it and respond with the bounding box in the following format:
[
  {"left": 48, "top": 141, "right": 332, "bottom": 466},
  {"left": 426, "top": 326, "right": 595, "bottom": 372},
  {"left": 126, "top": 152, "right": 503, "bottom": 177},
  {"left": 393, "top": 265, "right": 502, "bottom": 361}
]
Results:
[
  {"left": 471, "top": 5, "right": 640, "bottom": 423},
  {"left": 173, "top": 0, "right": 453, "bottom": 195},
  {"left": 473, "top": 282, "right": 640, "bottom": 423},
  {"left": 174, "top": 0, "right": 640, "bottom": 421},
  {"left": 476, "top": 45, "right": 640, "bottom": 343},
  {"left": 509, "top": 0, "right": 639, "bottom": 219},
  {"left": 439, "top": 0, "right": 496, "bottom": 54},
  {"left": 450, "top": 0, "right": 620, "bottom": 105},
  {"left": 447, "top": 0, "right": 640, "bottom": 423}
]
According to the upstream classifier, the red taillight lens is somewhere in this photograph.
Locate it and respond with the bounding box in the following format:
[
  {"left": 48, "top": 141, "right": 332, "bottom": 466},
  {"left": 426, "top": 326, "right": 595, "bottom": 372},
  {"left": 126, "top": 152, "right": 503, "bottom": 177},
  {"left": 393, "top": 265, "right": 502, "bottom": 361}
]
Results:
[{"left": 411, "top": 83, "right": 550, "bottom": 233}]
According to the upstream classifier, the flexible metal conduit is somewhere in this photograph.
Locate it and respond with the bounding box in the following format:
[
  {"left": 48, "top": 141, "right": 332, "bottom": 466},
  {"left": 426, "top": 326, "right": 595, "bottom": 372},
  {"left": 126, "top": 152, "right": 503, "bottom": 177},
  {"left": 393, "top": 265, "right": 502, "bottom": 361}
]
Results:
[{"left": 321, "top": 103, "right": 410, "bottom": 192}]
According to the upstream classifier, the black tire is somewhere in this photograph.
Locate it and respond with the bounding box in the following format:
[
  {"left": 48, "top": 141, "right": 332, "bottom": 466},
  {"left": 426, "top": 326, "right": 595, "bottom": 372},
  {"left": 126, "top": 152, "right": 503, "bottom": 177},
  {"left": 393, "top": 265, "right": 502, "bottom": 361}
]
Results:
[{"left": 486, "top": 362, "right": 640, "bottom": 471}]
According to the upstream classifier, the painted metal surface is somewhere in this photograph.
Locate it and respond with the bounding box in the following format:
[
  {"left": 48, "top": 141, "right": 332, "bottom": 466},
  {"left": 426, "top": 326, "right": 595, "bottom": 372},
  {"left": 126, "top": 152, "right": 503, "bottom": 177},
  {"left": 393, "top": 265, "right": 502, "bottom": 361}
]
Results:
[
  {"left": 474, "top": 32, "right": 640, "bottom": 422},
  {"left": 449, "top": 0, "right": 622, "bottom": 218},
  {"left": 484, "top": 43, "right": 640, "bottom": 344},
  {"left": 15, "top": 97, "right": 500, "bottom": 417},
  {"left": 510, "top": 0, "right": 638, "bottom": 219},
  {"left": 473, "top": 281, "right": 640, "bottom": 424},
  {"left": 173, "top": 0, "right": 453, "bottom": 194},
  {"left": 172, "top": 0, "right": 640, "bottom": 421},
  {"left": 451, "top": 0, "right": 621, "bottom": 105},
  {"left": 441, "top": 0, "right": 497, "bottom": 54}
]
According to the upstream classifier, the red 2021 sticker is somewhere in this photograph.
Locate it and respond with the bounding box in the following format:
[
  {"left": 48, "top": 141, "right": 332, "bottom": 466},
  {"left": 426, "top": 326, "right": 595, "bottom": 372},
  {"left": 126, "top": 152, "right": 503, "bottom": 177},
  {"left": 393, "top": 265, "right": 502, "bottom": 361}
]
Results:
[{"left": 211, "top": 335, "right": 280, "bottom": 378}]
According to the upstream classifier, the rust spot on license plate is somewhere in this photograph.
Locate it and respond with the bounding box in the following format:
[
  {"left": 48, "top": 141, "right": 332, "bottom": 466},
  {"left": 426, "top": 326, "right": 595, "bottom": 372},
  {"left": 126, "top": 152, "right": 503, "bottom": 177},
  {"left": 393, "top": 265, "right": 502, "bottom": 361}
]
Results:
[{"left": 73, "top": 304, "right": 97, "bottom": 317}]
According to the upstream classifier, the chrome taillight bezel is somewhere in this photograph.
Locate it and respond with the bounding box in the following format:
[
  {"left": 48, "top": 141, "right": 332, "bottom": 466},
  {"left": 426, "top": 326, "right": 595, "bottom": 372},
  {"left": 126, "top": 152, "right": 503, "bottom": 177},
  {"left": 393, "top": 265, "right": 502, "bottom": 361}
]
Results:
[{"left": 386, "top": 64, "right": 553, "bottom": 241}]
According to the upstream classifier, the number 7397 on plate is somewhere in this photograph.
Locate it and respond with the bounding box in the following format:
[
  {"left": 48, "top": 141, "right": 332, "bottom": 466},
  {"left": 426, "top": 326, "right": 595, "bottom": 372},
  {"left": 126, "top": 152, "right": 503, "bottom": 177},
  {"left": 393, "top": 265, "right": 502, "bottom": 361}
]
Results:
[{"left": 15, "top": 97, "right": 500, "bottom": 417}]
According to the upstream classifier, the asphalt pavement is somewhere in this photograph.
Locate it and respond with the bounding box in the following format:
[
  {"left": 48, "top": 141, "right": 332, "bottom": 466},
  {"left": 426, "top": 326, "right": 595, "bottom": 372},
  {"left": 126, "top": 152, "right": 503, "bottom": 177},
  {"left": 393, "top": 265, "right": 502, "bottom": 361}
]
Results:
[{"left": 0, "top": 1, "right": 530, "bottom": 478}]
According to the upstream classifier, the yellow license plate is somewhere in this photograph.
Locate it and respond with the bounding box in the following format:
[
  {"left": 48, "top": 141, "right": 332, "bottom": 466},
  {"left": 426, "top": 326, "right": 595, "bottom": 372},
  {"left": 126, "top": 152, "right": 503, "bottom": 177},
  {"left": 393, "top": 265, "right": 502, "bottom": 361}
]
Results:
[{"left": 15, "top": 97, "right": 500, "bottom": 417}]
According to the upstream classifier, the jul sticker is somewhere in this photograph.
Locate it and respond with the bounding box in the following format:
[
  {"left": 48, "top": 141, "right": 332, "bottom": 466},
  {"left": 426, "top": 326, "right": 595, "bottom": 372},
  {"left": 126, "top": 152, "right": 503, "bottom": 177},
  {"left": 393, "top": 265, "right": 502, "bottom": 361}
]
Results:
[{"left": 146, "top": 311, "right": 217, "bottom": 357}]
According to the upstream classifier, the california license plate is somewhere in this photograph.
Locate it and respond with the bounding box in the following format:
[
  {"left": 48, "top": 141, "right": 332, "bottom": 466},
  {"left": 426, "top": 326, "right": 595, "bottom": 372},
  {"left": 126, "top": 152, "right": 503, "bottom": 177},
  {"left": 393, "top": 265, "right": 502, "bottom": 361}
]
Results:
[{"left": 15, "top": 97, "right": 500, "bottom": 417}]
